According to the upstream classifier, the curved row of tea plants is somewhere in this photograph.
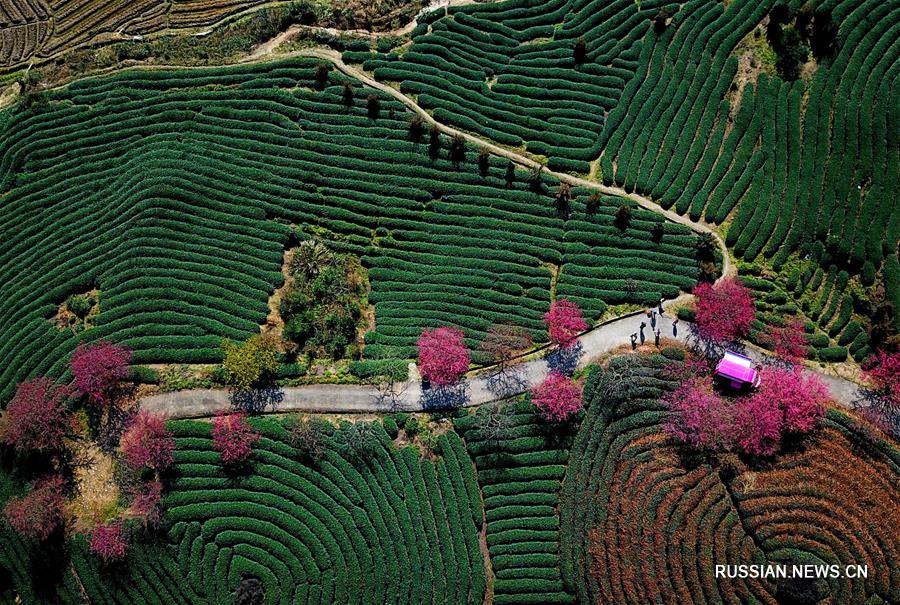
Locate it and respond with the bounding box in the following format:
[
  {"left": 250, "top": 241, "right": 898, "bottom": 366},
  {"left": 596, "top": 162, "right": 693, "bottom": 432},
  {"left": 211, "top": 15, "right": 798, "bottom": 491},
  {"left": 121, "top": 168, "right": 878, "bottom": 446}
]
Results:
[
  {"left": 357, "top": 0, "right": 678, "bottom": 174},
  {"left": 454, "top": 401, "right": 578, "bottom": 605},
  {"left": 1, "top": 416, "right": 487, "bottom": 604},
  {"left": 0, "top": 56, "right": 703, "bottom": 402},
  {"left": 560, "top": 354, "right": 900, "bottom": 604}
]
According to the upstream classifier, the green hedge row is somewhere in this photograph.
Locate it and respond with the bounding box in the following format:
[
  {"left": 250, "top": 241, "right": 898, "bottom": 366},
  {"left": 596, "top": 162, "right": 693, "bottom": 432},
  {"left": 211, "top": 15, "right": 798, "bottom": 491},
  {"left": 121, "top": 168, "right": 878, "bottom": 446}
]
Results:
[{"left": 454, "top": 400, "right": 577, "bottom": 605}]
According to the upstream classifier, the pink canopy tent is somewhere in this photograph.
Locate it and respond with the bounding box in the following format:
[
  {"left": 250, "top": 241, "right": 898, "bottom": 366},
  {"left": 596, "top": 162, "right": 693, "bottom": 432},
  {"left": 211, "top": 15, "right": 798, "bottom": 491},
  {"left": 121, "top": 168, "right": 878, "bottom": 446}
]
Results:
[{"left": 714, "top": 351, "right": 761, "bottom": 389}]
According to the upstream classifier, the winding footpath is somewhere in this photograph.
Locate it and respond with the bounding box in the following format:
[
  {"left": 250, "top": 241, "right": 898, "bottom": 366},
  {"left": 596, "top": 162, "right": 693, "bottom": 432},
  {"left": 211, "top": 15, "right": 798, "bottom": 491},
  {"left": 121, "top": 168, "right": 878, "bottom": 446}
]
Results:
[{"left": 130, "top": 27, "right": 869, "bottom": 418}]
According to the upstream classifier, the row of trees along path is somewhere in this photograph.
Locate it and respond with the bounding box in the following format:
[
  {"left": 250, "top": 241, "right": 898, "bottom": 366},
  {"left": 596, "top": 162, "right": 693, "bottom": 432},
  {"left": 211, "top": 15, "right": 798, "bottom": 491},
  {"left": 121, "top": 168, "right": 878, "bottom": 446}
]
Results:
[{"left": 141, "top": 296, "right": 864, "bottom": 418}]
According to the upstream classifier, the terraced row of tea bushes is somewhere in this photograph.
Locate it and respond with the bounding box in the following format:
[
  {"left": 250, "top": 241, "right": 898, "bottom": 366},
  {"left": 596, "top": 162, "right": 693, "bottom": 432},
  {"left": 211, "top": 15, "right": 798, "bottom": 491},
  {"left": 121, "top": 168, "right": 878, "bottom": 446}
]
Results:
[
  {"left": 359, "top": 0, "right": 681, "bottom": 173},
  {"left": 741, "top": 275, "right": 852, "bottom": 361},
  {"left": 0, "top": 417, "right": 487, "bottom": 603},
  {"left": 0, "top": 57, "right": 702, "bottom": 402},
  {"left": 559, "top": 354, "right": 900, "bottom": 604},
  {"left": 0, "top": 0, "right": 276, "bottom": 66},
  {"left": 0, "top": 0, "right": 50, "bottom": 65},
  {"left": 454, "top": 401, "right": 577, "bottom": 605},
  {"left": 738, "top": 265, "right": 863, "bottom": 362},
  {"left": 600, "top": 0, "right": 898, "bottom": 321}
]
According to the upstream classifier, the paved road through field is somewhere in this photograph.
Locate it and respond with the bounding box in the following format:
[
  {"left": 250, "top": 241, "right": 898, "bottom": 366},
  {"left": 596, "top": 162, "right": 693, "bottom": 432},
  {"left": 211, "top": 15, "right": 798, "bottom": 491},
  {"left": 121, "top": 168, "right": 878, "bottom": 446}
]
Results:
[{"left": 141, "top": 302, "right": 863, "bottom": 418}]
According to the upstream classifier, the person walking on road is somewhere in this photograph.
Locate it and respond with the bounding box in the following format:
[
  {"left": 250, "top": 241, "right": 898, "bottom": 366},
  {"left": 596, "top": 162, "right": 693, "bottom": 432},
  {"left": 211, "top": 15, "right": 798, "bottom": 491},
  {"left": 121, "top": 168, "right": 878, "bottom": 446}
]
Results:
[
  {"left": 654, "top": 328, "right": 661, "bottom": 348},
  {"left": 630, "top": 333, "right": 638, "bottom": 350},
  {"left": 672, "top": 318, "right": 679, "bottom": 337},
  {"left": 639, "top": 322, "right": 646, "bottom": 344}
]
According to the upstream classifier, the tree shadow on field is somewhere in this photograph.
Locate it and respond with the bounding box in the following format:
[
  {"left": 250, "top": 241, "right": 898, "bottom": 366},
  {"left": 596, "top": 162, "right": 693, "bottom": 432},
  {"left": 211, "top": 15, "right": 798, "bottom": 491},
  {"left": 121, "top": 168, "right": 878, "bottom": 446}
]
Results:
[
  {"left": 230, "top": 383, "right": 284, "bottom": 414},
  {"left": 28, "top": 530, "right": 68, "bottom": 601},
  {"left": 420, "top": 382, "right": 469, "bottom": 411},
  {"left": 486, "top": 366, "right": 528, "bottom": 399},
  {"left": 96, "top": 404, "right": 138, "bottom": 454}
]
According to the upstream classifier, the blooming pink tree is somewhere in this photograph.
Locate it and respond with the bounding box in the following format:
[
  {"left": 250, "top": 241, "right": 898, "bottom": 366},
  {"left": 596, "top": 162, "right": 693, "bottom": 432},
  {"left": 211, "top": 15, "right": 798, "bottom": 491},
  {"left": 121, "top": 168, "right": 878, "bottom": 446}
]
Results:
[
  {"left": 119, "top": 411, "right": 174, "bottom": 472},
  {"left": 3, "top": 475, "right": 67, "bottom": 541},
  {"left": 89, "top": 521, "right": 128, "bottom": 562},
  {"left": 544, "top": 299, "right": 588, "bottom": 348},
  {"left": 863, "top": 350, "right": 900, "bottom": 408},
  {"left": 131, "top": 481, "right": 163, "bottom": 528},
  {"left": 763, "top": 319, "right": 809, "bottom": 364},
  {"left": 1, "top": 378, "right": 74, "bottom": 455},
  {"left": 693, "top": 278, "right": 755, "bottom": 343},
  {"left": 664, "top": 377, "right": 735, "bottom": 451},
  {"left": 212, "top": 412, "right": 260, "bottom": 465},
  {"left": 751, "top": 366, "right": 829, "bottom": 433},
  {"left": 70, "top": 341, "right": 132, "bottom": 405},
  {"left": 666, "top": 366, "right": 829, "bottom": 456},
  {"left": 531, "top": 371, "right": 583, "bottom": 422},
  {"left": 734, "top": 396, "right": 784, "bottom": 456},
  {"left": 417, "top": 326, "right": 470, "bottom": 386}
]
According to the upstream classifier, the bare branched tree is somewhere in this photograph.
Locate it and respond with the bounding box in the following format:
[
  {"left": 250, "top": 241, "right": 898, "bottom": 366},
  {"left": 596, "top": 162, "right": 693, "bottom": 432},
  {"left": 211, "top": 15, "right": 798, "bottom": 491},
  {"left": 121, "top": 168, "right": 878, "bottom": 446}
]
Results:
[{"left": 481, "top": 323, "right": 533, "bottom": 397}]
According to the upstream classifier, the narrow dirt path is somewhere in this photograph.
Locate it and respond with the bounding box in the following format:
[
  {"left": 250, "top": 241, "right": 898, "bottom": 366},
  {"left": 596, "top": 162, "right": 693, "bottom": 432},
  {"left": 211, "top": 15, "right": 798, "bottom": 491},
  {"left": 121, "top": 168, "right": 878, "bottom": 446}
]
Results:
[{"left": 289, "top": 47, "right": 735, "bottom": 279}]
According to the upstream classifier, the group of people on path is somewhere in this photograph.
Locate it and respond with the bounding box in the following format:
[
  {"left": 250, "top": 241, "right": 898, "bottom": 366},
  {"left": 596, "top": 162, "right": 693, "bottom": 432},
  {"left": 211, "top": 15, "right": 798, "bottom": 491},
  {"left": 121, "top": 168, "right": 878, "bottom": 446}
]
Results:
[{"left": 630, "top": 298, "right": 678, "bottom": 350}]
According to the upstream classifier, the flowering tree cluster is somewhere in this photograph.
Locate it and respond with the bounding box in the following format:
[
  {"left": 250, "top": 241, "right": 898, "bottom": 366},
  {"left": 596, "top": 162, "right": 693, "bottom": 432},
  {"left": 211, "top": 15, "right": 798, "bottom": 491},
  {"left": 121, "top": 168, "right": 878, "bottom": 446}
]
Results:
[
  {"left": 3, "top": 475, "right": 67, "bottom": 541},
  {"left": 763, "top": 319, "right": 809, "bottom": 363},
  {"left": 664, "top": 376, "right": 735, "bottom": 451},
  {"left": 1, "top": 378, "right": 74, "bottom": 455},
  {"left": 417, "top": 326, "right": 470, "bottom": 386},
  {"left": 212, "top": 412, "right": 260, "bottom": 465},
  {"left": 665, "top": 366, "right": 829, "bottom": 456},
  {"left": 693, "top": 278, "right": 755, "bottom": 343},
  {"left": 119, "top": 411, "right": 174, "bottom": 472},
  {"left": 544, "top": 299, "right": 588, "bottom": 348},
  {"left": 70, "top": 341, "right": 132, "bottom": 405},
  {"left": 863, "top": 350, "right": 900, "bottom": 407},
  {"left": 89, "top": 521, "right": 128, "bottom": 562},
  {"left": 531, "top": 371, "right": 583, "bottom": 422}
]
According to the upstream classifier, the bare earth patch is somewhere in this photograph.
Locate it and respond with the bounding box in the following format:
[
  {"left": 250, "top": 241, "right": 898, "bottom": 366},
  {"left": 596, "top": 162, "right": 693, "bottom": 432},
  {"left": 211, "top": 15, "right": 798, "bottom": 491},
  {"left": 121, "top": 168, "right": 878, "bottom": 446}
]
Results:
[{"left": 66, "top": 440, "right": 121, "bottom": 534}]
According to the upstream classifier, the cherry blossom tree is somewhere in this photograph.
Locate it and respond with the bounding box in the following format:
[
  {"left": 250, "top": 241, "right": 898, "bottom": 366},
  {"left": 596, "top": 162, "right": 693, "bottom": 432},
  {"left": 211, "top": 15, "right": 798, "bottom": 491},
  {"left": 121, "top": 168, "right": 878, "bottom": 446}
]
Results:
[
  {"left": 89, "top": 521, "right": 128, "bottom": 562},
  {"left": 417, "top": 326, "right": 470, "bottom": 386},
  {"left": 212, "top": 412, "right": 260, "bottom": 465},
  {"left": 544, "top": 299, "right": 588, "bottom": 348},
  {"left": 666, "top": 366, "right": 828, "bottom": 456},
  {"left": 3, "top": 475, "right": 66, "bottom": 541},
  {"left": 763, "top": 319, "right": 809, "bottom": 363},
  {"left": 863, "top": 350, "right": 900, "bottom": 408},
  {"left": 693, "top": 278, "right": 755, "bottom": 343},
  {"left": 1, "top": 378, "right": 74, "bottom": 455},
  {"left": 734, "top": 396, "right": 783, "bottom": 456},
  {"left": 131, "top": 480, "right": 163, "bottom": 528},
  {"left": 751, "top": 366, "right": 829, "bottom": 434},
  {"left": 70, "top": 341, "right": 132, "bottom": 405},
  {"left": 119, "top": 411, "right": 174, "bottom": 472},
  {"left": 664, "top": 376, "right": 735, "bottom": 451},
  {"left": 531, "top": 371, "right": 583, "bottom": 422}
]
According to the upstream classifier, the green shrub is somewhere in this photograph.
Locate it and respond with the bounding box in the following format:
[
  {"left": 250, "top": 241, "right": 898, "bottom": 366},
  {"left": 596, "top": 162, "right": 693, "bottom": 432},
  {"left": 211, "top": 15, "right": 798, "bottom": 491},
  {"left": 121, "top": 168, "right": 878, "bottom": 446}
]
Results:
[
  {"left": 382, "top": 417, "right": 399, "bottom": 439},
  {"left": 817, "top": 346, "right": 848, "bottom": 362}
]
